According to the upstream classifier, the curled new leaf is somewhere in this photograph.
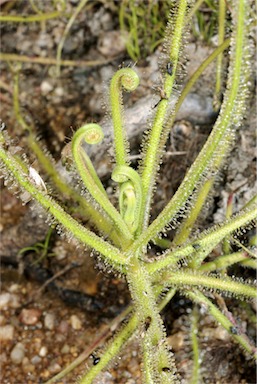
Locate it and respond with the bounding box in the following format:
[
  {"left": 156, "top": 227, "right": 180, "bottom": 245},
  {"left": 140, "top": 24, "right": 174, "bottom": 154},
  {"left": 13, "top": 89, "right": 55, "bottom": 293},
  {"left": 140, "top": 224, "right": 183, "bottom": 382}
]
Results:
[
  {"left": 112, "top": 165, "right": 142, "bottom": 233},
  {"left": 72, "top": 124, "right": 132, "bottom": 242}
]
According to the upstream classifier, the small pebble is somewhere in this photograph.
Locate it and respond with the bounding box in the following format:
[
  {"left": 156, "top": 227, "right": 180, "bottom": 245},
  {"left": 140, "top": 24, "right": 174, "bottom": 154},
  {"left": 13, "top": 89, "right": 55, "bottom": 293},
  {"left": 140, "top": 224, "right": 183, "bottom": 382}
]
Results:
[
  {"left": 10, "top": 343, "right": 25, "bottom": 365},
  {"left": 70, "top": 346, "right": 78, "bottom": 357},
  {"left": 39, "top": 346, "right": 48, "bottom": 357},
  {"left": 22, "top": 357, "right": 30, "bottom": 366},
  {"left": 57, "top": 320, "right": 69, "bottom": 334},
  {"left": 54, "top": 87, "right": 64, "bottom": 97},
  {"left": 202, "top": 326, "right": 230, "bottom": 342},
  {"left": 49, "top": 362, "right": 62, "bottom": 374},
  {"left": 19, "top": 308, "right": 42, "bottom": 325},
  {"left": 53, "top": 242, "right": 68, "bottom": 261},
  {"left": 22, "top": 362, "right": 35, "bottom": 373},
  {"left": 61, "top": 344, "right": 70, "bottom": 354},
  {"left": 31, "top": 355, "right": 41, "bottom": 365},
  {"left": 44, "top": 313, "right": 55, "bottom": 330},
  {"left": 9, "top": 284, "right": 21, "bottom": 293},
  {"left": 40, "top": 80, "right": 54, "bottom": 95},
  {"left": 0, "top": 325, "right": 14, "bottom": 341},
  {"left": 167, "top": 332, "right": 185, "bottom": 352},
  {"left": 0, "top": 352, "right": 7, "bottom": 363},
  {"left": 70, "top": 315, "right": 82, "bottom": 330},
  {"left": 97, "top": 31, "right": 126, "bottom": 57},
  {"left": 213, "top": 326, "right": 230, "bottom": 341},
  {"left": 0, "top": 292, "right": 20, "bottom": 309}
]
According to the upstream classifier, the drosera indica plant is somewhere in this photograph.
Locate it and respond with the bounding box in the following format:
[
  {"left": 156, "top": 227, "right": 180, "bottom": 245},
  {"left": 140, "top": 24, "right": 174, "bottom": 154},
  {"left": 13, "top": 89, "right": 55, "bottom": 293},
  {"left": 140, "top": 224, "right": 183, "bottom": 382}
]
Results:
[{"left": 0, "top": 0, "right": 257, "bottom": 382}]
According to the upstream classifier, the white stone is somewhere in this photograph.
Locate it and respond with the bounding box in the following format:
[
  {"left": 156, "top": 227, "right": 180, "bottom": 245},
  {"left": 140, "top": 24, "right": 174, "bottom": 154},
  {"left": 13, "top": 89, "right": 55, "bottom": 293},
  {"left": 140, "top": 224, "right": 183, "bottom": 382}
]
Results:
[
  {"left": 0, "top": 325, "right": 14, "bottom": 341},
  {"left": 40, "top": 80, "right": 54, "bottom": 95},
  {"left": 44, "top": 313, "right": 55, "bottom": 330},
  {"left": 0, "top": 292, "right": 20, "bottom": 309},
  {"left": 10, "top": 343, "right": 25, "bottom": 365},
  {"left": 39, "top": 346, "right": 48, "bottom": 357},
  {"left": 70, "top": 315, "right": 82, "bottom": 330}
]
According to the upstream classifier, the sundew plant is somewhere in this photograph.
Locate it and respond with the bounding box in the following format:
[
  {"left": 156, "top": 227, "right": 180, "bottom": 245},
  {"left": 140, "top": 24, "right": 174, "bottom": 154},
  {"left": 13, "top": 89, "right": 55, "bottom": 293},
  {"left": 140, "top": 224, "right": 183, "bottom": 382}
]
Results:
[{"left": 0, "top": 0, "right": 256, "bottom": 383}]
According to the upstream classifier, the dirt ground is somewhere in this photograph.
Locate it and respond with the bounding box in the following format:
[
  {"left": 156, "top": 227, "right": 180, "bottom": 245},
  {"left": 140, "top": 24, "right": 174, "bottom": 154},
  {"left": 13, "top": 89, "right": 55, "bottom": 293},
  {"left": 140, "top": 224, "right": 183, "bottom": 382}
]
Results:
[{"left": 0, "top": 1, "right": 256, "bottom": 383}]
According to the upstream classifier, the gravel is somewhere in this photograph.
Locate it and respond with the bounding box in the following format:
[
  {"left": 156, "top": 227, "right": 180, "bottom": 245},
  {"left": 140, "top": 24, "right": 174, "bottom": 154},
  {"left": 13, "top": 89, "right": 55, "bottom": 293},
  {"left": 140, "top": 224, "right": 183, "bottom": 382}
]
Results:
[
  {"left": 44, "top": 313, "right": 55, "bottom": 330},
  {"left": 0, "top": 325, "right": 14, "bottom": 341},
  {"left": 0, "top": 292, "right": 20, "bottom": 309},
  {"left": 70, "top": 314, "right": 82, "bottom": 330},
  {"left": 19, "top": 308, "right": 42, "bottom": 326},
  {"left": 10, "top": 343, "right": 26, "bottom": 365}
]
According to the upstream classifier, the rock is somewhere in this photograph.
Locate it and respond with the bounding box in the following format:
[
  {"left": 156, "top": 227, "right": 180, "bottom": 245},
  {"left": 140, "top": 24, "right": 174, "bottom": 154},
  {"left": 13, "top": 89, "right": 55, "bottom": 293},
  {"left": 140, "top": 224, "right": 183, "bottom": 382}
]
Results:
[
  {"left": 0, "top": 352, "right": 7, "bottom": 363},
  {"left": 39, "top": 346, "right": 48, "bottom": 357},
  {"left": 9, "top": 284, "right": 21, "bottom": 293},
  {"left": 36, "top": 32, "right": 54, "bottom": 49},
  {"left": 52, "top": 242, "right": 68, "bottom": 261},
  {"left": 70, "top": 314, "right": 82, "bottom": 330},
  {"left": 63, "top": 35, "right": 80, "bottom": 54},
  {"left": 167, "top": 331, "right": 185, "bottom": 352},
  {"left": 44, "top": 313, "right": 55, "bottom": 330},
  {"left": 202, "top": 326, "right": 230, "bottom": 342},
  {"left": 57, "top": 320, "right": 69, "bottom": 334},
  {"left": 48, "top": 362, "right": 62, "bottom": 374},
  {"left": 19, "top": 308, "right": 42, "bottom": 325},
  {"left": 22, "top": 360, "right": 35, "bottom": 373},
  {"left": 61, "top": 344, "right": 70, "bottom": 354},
  {"left": 54, "top": 87, "right": 65, "bottom": 98},
  {"left": 31, "top": 355, "right": 42, "bottom": 365},
  {"left": 0, "top": 292, "right": 20, "bottom": 309},
  {"left": 97, "top": 31, "right": 126, "bottom": 57},
  {"left": 10, "top": 343, "right": 25, "bottom": 365},
  {"left": 0, "top": 325, "right": 14, "bottom": 341},
  {"left": 213, "top": 326, "right": 231, "bottom": 341},
  {"left": 41, "top": 80, "right": 54, "bottom": 96}
]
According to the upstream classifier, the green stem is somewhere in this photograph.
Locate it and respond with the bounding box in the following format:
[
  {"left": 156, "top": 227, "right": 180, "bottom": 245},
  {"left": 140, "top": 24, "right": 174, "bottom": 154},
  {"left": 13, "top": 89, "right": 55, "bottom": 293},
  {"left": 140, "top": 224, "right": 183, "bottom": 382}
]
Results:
[
  {"left": 222, "top": 192, "right": 233, "bottom": 255},
  {"left": 12, "top": 72, "right": 122, "bottom": 245},
  {"left": 232, "top": 237, "right": 257, "bottom": 259},
  {"left": 0, "top": 52, "right": 108, "bottom": 68},
  {"left": 28, "top": 0, "right": 43, "bottom": 15},
  {"left": 0, "top": 10, "right": 66, "bottom": 23},
  {"left": 79, "top": 313, "right": 138, "bottom": 384},
  {"left": 159, "top": 40, "right": 231, "bottom": 247},
  {"left": 79, "top": 288, "right": 177, "bottom": 384},
  {"left": 242, "top": 194, "right": 257, "bottom": 210},
  {"left": 130, "top": 0, "right": 250, "bottom": 252},
  {"left": 172, "top": 177, "right": 214, "bottom": 246},
  {"left": 72, "top": 124, "right": 133, "bottom": 243},
  {"left": 125, "top": 255, "right": 178, "bottom": 383},
  {"left": 239, "top": 259, "right": 257, "bottom": 269},
  {"left": 214, "top": 0, "right": 226, "bottom": 111},
  {"left": 166, "top": 37, "right": 230, "bottom": 133},
  {"left": 185, "top": 0, "right": 205, "bottom": 24},
  {"left": 110, "top": 68, "right": 140, "bottom": 167},
  {"left": 55, "top": 0, "right": 89, "bottom": 77},
  {"left": 45, "top": 305, "right": 133, "bottom": 384},
  {"left": 165, "top": 272, "right": 256, "bottom": 299},
  {"left": 138, "top": 0, "right": 188, "bottom": 235},
  {"left": 190, "top": 306, "right": 200, "bottom": 384},
  {"left": 199, "top": 251, "right": 254, "bottom": 272},
  {"left": 186, "top": 290, "right": 257, "bottom": 359},
  {"left": 0, "top": 146, "right": 127, "bottom": 268},
  {"left": 146, "top": 204, "right": 257, "bottom": 274}
]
